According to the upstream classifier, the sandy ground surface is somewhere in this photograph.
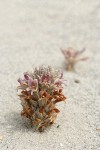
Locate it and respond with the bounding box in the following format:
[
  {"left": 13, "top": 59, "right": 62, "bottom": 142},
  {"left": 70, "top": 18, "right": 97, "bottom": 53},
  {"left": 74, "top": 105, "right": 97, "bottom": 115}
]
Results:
[{"left": 0, "top": 0, "right": 100, "bottom": 150}]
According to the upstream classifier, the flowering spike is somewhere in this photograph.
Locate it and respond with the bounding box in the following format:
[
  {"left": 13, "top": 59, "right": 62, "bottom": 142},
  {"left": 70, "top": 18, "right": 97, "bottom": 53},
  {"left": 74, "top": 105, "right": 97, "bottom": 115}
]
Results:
[
  {"left": 17, "top": 66, "right": 67, "bottom": 132},
  {"left": 61, "top": 47, "right": 88, "bottom": 71}
]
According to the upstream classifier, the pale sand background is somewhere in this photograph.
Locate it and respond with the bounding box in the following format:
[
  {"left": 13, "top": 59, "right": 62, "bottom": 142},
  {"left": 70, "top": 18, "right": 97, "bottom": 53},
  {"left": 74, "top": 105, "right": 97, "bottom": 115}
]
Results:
[{"left": 0, "top": 0, "right": 100, "bottom": 150}]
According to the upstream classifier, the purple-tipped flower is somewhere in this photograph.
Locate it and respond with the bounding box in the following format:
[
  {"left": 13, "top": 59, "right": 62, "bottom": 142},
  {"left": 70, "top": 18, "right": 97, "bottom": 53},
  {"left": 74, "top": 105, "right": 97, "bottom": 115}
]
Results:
[
  {"left": 61, "top": 47, "right": 88, "bottom": 71},
  {"left": 17, "top": 66, "right": 67, "bottom": 132},
  {"left": 24, "top": 72, "right": 30, "bottom": 80},
  {"left": 55, "top": 72, "right": 67, "bottom": 87}
]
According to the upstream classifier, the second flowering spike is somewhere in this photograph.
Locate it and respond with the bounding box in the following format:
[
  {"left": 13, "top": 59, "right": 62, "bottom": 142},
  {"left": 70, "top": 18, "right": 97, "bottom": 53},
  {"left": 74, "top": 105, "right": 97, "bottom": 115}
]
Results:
[{"left": 61, "top": 47, "right": 88, "bottom": 71}]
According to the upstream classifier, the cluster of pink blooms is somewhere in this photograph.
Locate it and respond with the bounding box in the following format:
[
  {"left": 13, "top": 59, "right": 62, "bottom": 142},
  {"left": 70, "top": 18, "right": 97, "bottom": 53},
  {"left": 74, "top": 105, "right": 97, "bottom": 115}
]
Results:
[
  {"left": 17, "top": 66, "right": 67, "bottom": 132},
  {"left": 18, "top": 66, "right": 67, "bottom": 93}
]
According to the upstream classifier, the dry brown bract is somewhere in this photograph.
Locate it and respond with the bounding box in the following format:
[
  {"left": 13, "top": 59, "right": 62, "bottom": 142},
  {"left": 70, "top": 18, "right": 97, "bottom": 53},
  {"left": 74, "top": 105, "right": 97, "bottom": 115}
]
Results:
[{"left": 17, "top": 66, "right": 67, "bottom": 132}]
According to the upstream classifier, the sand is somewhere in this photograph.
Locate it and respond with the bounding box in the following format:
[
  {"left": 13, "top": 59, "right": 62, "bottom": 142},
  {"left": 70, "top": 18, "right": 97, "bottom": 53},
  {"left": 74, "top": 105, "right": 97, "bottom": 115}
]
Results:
[{"left": 0, "top": 0, "right": 100, "bottom": 149}]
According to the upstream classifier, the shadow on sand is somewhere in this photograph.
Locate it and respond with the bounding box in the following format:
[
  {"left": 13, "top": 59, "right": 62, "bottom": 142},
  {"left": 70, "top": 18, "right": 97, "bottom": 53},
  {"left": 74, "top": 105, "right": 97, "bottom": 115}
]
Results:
[{"left": 2, "top": 111, "right": 33, "bottom": 133}]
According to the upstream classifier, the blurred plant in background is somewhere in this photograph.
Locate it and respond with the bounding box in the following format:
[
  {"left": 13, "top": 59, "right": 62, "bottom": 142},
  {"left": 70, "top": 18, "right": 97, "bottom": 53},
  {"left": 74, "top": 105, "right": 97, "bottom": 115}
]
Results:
[{"left": 61, "top": 47, "right": 88, "bottom": 71}]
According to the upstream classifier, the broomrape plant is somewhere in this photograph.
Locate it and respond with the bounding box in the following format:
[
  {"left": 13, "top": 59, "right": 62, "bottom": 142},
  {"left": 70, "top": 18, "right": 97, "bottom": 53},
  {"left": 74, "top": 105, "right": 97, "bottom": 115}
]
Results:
[
  {"left": 17, "top": 66, "right": 67, "bottom": 132},
  {"left": 61, "top": 47, "right": 88, "bottom": 71}
]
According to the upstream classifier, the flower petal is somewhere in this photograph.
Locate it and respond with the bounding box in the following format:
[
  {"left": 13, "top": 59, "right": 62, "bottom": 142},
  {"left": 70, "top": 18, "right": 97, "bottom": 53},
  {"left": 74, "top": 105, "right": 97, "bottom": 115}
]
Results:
[{"left": 24, "top": 72, "right": 29, "bottom": 80}]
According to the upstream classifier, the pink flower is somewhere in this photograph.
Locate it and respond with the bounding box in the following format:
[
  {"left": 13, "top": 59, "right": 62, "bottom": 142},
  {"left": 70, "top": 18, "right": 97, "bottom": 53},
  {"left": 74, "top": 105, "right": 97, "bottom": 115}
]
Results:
[
  {"left": 24, "top": 72, "right": 30, "bottom": 80},
  {"left": 41, "top": 74, "right": 51, "bottom": 83},
  {"left": 17, "top": 78, "right": 26, "bottom": 85},
  {"left": 54, "top": 72, "right": 67, "bottom": 87}
]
